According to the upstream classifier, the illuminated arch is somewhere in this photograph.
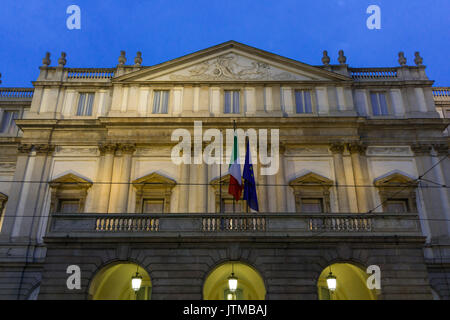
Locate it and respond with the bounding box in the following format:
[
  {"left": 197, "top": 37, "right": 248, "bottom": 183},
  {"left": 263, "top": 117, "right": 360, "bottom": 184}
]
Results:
[
  {"left": 317, "top": 262, "right": 378, "bottom": 300},
  {"left": 203, "top": 261, "right": 266, "bottom": 300},
  {"left": 88, "top": 262, "right": 152, "bottom": 300}
]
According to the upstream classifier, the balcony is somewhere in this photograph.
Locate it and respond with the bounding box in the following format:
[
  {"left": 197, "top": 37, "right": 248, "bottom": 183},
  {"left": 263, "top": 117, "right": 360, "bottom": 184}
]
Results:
[{"left": 46, "top": 212, "right": 422, "bottom": 241}]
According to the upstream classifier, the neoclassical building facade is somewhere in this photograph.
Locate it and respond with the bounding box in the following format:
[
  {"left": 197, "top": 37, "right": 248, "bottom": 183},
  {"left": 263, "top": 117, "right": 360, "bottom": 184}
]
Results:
[{"left": 0, "top": 41, "right": 449, "bottom": 300}]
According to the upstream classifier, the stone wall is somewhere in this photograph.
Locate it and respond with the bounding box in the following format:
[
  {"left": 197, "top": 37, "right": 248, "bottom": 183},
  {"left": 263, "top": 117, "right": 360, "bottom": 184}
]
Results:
[{"left": 38, "top": 238, "right": 433, "bottom": 300}]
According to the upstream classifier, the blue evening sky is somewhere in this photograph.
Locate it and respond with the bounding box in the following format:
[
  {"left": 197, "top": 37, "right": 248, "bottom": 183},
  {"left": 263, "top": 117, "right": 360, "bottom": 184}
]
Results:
[{"left": 0, "top": 0, "right": 449, "bottom": 87}]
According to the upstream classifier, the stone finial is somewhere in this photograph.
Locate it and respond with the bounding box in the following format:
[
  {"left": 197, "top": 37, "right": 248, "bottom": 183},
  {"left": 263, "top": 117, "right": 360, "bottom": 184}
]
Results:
[
  {"left": 414, "top": 51, "right": 423, "bottom": 66},
  {"left": 118, "top": 51, "right": 126, "bottom": 65},
  {"left": 322, "top": 50, "right": 330, "bottom": 65},
  {"left": 338, "top": 50, "right": 346, "bottom": 65},
  {"left": 134, "top": 51, "right": 143, "bottom": 66},
  {"left": 42, "top": 52, "right": 51, "bottom": 67},
  {"left": 58, "top": 52, "right": 67, "bottom": 67},
  {"left": 398, "top": 52, "right": 406, "bottom": 66}
]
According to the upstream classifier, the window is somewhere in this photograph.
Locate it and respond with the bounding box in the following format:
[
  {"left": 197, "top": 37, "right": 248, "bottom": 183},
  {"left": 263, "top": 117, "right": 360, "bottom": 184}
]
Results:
[
  {"left": 49, "top": 173, "right": 92, "bottom": 214},
  {"left": 76, "top": 93, "right": 94, "bottom": 116},
  {"left": 295, "top": 90, "right": 312, "bottom": 114},
  {"left": 132, "top": 173, "right": 176, "bottom": 214},
  {"left": 1, "top": 110, "right": 19, "bottom": 134},
  {"left": 385, "top": 199, "right": 409, "bottom": 213},
  {"left": 224, "top": 90, "right": 240, "bottom": 114},
  {"left": 152, "top": 90, "right": 169, "bottom": 114},
  {"left": 370, "top": 92, "right": 388, "bottom": 116},
  {"left": 221, "top": 199, "right": 243, "bottom": 213},
  {"left": 300, "top": 198, "right": 323, "bottom": 213},
  {"left": 58, "top": 199, "right": 80, "bottom": 213},
  {"left": 374, "top": 172, "right": 418, "bottom": 213},
  {"left": 142, "top": 199, "right": 164, "bottom": 213},
  {"left": 289, "top": 172, "right": 333, "bottom": 213}
]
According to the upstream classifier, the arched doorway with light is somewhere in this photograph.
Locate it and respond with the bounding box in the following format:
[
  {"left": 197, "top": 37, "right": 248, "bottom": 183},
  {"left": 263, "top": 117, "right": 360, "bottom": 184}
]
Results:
[
  {"left": 317, "top": 262, "right": 378, "bottom": 300},
  {"left": 88, "top": 261, "right": 152, "bottom": 300},
  {"left": 203, "top": 261, "right": 266, "bottom": 300}
]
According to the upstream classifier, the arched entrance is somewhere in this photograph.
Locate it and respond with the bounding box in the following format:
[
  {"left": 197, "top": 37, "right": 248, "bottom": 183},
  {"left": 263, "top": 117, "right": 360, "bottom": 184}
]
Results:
[
  {"left": 317, "top": 262, "right": 377, "bottom": 300},
  {"left": 89, "top": 262, "right": 151, "bottom": 300},
  {"left": 203, "top": 262, "right": 266, "bottom": 300}
]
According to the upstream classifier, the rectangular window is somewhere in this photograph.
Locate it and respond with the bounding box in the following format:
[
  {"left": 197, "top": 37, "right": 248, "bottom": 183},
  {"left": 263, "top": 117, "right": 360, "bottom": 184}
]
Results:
[
  {"left": 221, "top": 199, "right": 242, "bottom": 213},
  {"left": 152, "top": 90, "right": 169, "bottom": 114},
  {"left": 295, "top": 90, "right": 312, "bottom": 113},
  {"left": 76, "top": 93, "right": 94, "bottom": 116},
  {"left": 385, "top": 199, "right": 408, "bottom": 213},
  {"left": 370, "top": 92, "right": 388, "bottom": 116},
  {"left": 58, "top": 200, "right": 80, "bottom": 213},
  {"left": 301, "top": 198, "right": 323, "bottom": 213},
  {"left": 142, "top": 199, "right": 164, "bottom": 213},
  {"left": 0, "top": 110, "right": 19, "bottom": 134},
  {"left": 224, "top": 90, "right": 240, "bottom": 114}
]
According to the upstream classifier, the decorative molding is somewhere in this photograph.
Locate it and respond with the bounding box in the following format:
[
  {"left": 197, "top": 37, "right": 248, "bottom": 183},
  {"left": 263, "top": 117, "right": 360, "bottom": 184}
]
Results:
[
  {"left": 366, "top": 146, "right": 411, "bottom": 156},
  {"left": 135, "top": 146, "right": 173, "bottom": 156},
  {"left": 432, "top": 144, "right": 449, "bottom": 156},
  {"left": 347, "top": 143, "right": 367, "bottom": 155},
  {"left": 98, "top": 144, "right": 117, "bottom": 155},
  {"left": 56, "top": 146, "right": 99, "bottom": 156},
  {"left": 285, "top": 146, "right": 329, "bottom": 156},
  {"left": 117, "top": 143, "right": 136, "bottom": 154},
  {"left": 329, "top": 143, "right": 345, "bottom": 154},
  {"left": 17, "top": 144, "right": 33, "bottom": 154},
  {"left": 0, "top": 162, "right": 16, "bottom": 171},
  {"left": 168, "top": 53, "right": 300, "bottom": 81},
  {"left": 410, "top": 144, "right": 432, "bottom": 156},
  {"left": 34, "top": 144, "right": 55, "bottom": 154}
]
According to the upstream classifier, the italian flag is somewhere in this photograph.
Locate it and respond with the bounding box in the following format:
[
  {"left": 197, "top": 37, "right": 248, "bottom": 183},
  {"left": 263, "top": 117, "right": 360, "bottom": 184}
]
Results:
[{"left": 228, "top": 132, "right": 243, "bottom": 201}]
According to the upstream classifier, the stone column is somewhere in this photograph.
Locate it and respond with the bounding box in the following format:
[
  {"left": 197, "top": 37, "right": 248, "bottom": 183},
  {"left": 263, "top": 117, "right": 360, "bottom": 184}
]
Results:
[
  {"left": 256, "top": 162, "right": 268, "bottom": 212},
  {"left": 178, "top": 162, "right": 190, "bottom": 213},
  {"left": 0, "top": 144, "right": 33, "bottom": 240},
  {"left": 96, "top": 144, "right": 116, "bottom": 213},
  {"left": 348, "top": 143, "right": 371, "bottom": 213},
  {"left": 196, "top": 162, "right": 208, "bottom": 213},
  {"left": 12, "top": 144, "right": 54, "bottom": 240},
  {"left": 412, "top": 144, "right": 450, "bottom": 237},
  {"left": 275, "top": 146, "right": 287, "bottom": 212},
  {"left": 110, "top": 144, "right": 135, "bottom": 213},
  {"left": 330, "top": 143, "right": 350, "bottom": 212}
]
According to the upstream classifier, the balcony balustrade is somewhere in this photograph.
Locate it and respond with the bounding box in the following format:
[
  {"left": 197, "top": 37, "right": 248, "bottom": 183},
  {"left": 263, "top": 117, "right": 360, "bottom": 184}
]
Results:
[{"left": 47, "top": 212, "right": 422, "bottom": 239}]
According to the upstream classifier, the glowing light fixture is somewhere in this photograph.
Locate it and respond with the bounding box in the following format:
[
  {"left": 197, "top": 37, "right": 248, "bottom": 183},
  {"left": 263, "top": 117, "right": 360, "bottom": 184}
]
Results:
[
  {"left": 326, "top": 266, "right": 337, "bottom": 292},
  {"left": 228, "top": 263, "right": 238, "bottom": 292},
  {"left": 131, "top": 266, "right": 143, "bottom": 292}
]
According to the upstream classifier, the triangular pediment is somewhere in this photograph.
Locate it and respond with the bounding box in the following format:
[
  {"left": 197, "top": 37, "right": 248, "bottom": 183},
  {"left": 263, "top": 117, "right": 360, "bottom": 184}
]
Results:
[
  {"left": 114, "top": 41, "right": 351, "bottom": 83},
  {"left": 49, "top": 173, "right": 92, "bottom": 188},
  {"left": 132, "top": 172, "right": 176, "bottom": 188},
  {"left": 374, "top": 171, "right": 417, "bottom": 187},
  {"left": 289, "top": 171, "right": 334, "bottom": 186}
]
